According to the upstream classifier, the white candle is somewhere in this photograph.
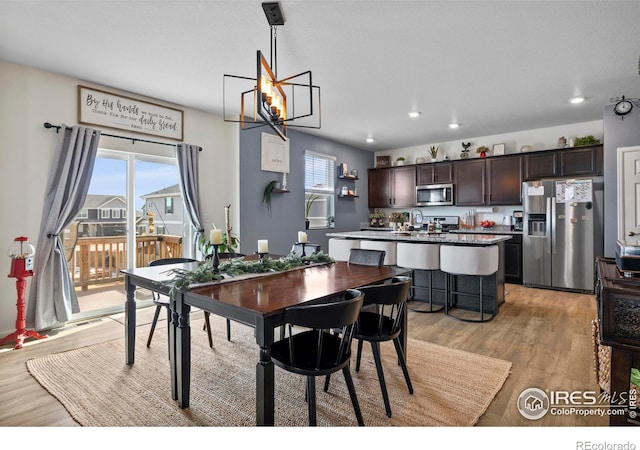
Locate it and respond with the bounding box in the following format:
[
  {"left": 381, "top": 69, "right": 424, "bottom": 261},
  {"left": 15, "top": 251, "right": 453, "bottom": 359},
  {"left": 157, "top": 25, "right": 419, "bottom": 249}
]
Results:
[
  {"left": 298, "top": 231, "right": 308, "bottom": 243},
  {"left": 258, "top": 239, "right": 269, "bottom": 253},
  {"left": 210, "top": 229, "right": 223, "bottom": 245}
]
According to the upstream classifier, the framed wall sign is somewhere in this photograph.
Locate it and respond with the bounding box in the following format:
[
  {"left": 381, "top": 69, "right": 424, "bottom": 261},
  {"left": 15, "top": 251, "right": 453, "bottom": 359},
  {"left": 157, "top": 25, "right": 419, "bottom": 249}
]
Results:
[
  {"left": 376, "top": 155, "right": 391, "bottom": 168},
  {"left": 493, "top": 143, "right": 505, "bottom": 156},
  {"left": 261, "top": 132, "right": 290, "bottom": 173},
  {"left": 78, "top": 85, "right": 184, "bottom": 140}
]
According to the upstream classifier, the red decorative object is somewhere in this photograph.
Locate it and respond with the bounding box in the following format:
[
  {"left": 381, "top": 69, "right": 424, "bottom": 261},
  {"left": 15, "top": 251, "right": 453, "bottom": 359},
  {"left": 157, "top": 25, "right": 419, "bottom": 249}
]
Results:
[
  {"left": 480, "top": 151, "right": 487, "bottom": 158},
  {"left": 0, "top": 236, "right": 48, "bottom": 350}
]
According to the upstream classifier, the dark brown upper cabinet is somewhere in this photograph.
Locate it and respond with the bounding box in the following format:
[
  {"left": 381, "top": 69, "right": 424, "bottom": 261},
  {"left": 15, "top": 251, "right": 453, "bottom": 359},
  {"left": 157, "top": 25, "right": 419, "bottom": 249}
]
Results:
[
  {"left": 416, "top": 162, "right": 453, "bottom": 185},
  {"left": 524, "top": 145, "right": 603, "bottom": 180},
  {"left": 368, "top": 166, "right": 416, "bottom": 208},
  {"left": 454, "top": 159, "right": 486, "bottom": 205},
  {"left": 454, "top": 155, "right": 522, "bottom": 206}
]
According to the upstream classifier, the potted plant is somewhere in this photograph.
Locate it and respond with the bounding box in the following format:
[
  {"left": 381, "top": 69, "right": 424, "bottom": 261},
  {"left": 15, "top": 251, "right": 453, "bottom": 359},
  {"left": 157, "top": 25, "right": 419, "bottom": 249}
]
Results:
[
  {"left": 395, "top": 156, "right": 406, "bottom": 166},
  {"left": 476, "top": 146, "right": 490, "bottom": 158},
  {"left": 262, "top": 180, "right": 279, "bottom": 215},
  {"left": 198, "top": 232, "right": 240, "bottom": 259},
  {"left": 305, "top": 194, "right": 319, "bottom": 229},
  {"left": 428, "top": 145, "right": 439, "bottom": 162},
  {"left": 573, "top": 135, "right": 601, "bottom": 146},
  {"left": 368, "top": 209, "right": 386, "bottom": 227}
]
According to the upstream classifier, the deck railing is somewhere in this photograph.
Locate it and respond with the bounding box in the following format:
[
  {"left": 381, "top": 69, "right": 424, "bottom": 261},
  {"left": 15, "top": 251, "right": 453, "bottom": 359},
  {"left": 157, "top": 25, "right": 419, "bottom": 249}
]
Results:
[{"left": 68, "top": 235, "right": 183, "bottom": 290}]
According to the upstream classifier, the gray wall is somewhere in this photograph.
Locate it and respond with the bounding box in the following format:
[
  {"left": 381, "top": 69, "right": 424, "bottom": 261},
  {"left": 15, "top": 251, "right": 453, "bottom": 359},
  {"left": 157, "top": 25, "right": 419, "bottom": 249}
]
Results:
[
  {"left": 603, "top": 103, "right": 640, "bottom": 257},
  {"left": 239, "top": 127, "right": 373, "bottom": 256}
]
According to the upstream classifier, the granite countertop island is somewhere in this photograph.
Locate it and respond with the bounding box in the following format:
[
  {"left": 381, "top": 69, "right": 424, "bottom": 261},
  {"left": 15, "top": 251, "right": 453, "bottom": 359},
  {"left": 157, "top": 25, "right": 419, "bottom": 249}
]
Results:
[
  {"left": 326, "top": 230, "right": 512, "bottom": 244},
  {"left": 449, "top": 227, "right": 523, "bottom": 236}
]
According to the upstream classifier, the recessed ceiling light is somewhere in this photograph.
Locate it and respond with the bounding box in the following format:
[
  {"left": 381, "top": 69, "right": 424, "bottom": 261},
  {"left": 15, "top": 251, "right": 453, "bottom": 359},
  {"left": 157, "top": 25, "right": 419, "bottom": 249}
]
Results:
[
  {"left": 569, "top": 96, "right": 585, "bottom": 104},
  {"left": 366, "top": 137, "right": 375, "bottom": 143},
  {"left": 448, "top": 122, "right": 460, "bottom": 129},
  {"left": 408, "top": 111, "right": 421, "bottom": 118}
]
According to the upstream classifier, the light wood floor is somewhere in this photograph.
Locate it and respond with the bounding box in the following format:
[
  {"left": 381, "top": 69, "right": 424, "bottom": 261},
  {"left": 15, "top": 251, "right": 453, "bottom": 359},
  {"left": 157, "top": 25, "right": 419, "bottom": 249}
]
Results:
[{"left": 0, "top": 283, "right": 608, "bottom": 427}]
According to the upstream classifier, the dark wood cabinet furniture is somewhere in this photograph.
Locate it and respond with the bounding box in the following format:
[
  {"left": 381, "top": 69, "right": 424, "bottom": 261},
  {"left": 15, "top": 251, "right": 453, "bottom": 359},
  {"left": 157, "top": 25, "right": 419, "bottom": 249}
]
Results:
[
  {"left": 595, "top": 257, "right": 640, "bottom": 426},
  {"left": 453, "top": 159, "right": 486, "bottom": 205},
  {"left": 503, "top": 233, "right": 523, "bottom": 284},
  {"left": 416, "top": 162, "right": 453, "bottom": 185},
  {"left": 524, "top": 145, "right": 603, "bottom": 180},
  {"left": 454, "top": 156, "right": 522, "bottom": 206},
  {"left": 368, "top": 166, "right": 416, "bottom": 208},
  {"left": 486, "top": 155, "right": 523, "bottom": 205}
]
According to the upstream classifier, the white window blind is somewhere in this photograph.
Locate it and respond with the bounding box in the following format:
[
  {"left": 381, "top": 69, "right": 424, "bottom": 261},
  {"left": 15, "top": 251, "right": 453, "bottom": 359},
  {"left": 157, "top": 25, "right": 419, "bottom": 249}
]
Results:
[
  {"left": 305, "top": 151, "right": 336, "bottom": 193},
  {"left": 304, "top": 151, "right": 336, "bottom": 229}
]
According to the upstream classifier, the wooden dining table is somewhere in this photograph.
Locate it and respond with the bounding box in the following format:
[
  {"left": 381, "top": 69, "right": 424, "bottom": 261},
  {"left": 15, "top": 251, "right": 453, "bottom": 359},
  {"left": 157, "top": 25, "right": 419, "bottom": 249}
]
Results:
[{"left": 122, "top": 259, "right": 408, "bottom": 426}]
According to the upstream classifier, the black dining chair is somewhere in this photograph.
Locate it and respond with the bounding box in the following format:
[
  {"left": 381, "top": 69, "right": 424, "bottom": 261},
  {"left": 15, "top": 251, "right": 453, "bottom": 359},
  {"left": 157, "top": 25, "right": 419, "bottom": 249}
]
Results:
[
  {"left": 201, "top": 252, "right": 246, "bottom": 342},
  {"left": 270, "top": 289, "right": 365, "bottom": 426},
  {"left": 147, "top": 258, "right": 211, "bottom": 355},
  {"left": 290, "top": 243, "right": 321, "bottom": 257},
  {"left": 347, "top": 248, "right": 386, "bottom": 267},
  {"left": 324, "top": 276, "right": 413, "bottom": 418}
]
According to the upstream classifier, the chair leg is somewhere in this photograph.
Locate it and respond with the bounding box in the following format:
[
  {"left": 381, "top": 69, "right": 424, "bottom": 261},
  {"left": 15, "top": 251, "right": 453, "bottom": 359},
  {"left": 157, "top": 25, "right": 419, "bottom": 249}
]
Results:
[
  {"left": 342, "top": 365, "right": 364, "bottom": 426},
  {"left": 146, "top": 304, "right": 162, "bottom": 348},
  {"left": 164, "top": 307, "right": 171, "bottom": 360},
  {"left": 203, "top": 312, "right": 213, "bottom": 348},
  {"left": 392, "top": 337, "right": 414, "bottom": 394},
  {"left": 370, "top": 341, "right": 392, "bottom": 417},
  {"left": 226, "top": 319, "right": 231, "bottom": 341},
  {"left": 355, "top": 339, "right": 364, "bottom": 372},
  {"left": 323, "top": 374, "right": 331, "bottom": 392},
  {"left": 306, "top": 376, "right": 317, "bottom": 426}
]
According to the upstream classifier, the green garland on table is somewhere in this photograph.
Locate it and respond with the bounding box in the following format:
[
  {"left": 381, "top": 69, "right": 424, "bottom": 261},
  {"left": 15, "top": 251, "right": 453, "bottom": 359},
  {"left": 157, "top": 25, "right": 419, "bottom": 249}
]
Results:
[{"left": 163, "top": 251, "right": 334, "bottom": 295}]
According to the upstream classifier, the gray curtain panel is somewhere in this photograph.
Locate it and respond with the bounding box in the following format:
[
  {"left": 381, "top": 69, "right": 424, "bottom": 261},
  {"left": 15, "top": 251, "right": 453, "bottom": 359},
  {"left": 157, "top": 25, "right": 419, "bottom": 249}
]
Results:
[
  {"left": 27, "top": 125, "right": 100, "bottom": 330},
  {"left": 176, "top": 143, "right": 204, "bottom": 256}
]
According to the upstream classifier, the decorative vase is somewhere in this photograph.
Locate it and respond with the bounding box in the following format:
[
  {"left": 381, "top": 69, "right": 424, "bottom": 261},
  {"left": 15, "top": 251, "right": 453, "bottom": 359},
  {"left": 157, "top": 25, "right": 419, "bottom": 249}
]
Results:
[
  {"left": 396, "top": 160, "right": 405, "bottom": 166},
  {"left": 431, "top": 158, "right": 437, "bottom": 163},
  {"left": 305, "top": 219, "right": 310, "bottom": 230},
  {"left": 480, "top": 151, "right": 487, "bottom": 158},
  {"left": 460, "top": 152, "right": 469, "bottom": 159}
]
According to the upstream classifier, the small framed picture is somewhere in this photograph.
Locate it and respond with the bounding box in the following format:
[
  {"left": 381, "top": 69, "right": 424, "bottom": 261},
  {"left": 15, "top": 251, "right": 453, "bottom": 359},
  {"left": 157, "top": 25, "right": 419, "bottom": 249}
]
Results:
[
  {"left": 493, "top": 143, "right": 505, "bottom": 156},
  {"left": 376, "top": 155, "right": 391, "bottom": 168}
]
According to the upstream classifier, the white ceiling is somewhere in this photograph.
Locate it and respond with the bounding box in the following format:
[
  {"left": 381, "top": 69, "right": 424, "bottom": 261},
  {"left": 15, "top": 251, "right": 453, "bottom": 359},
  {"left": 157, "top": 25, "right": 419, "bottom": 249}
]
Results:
[{"left": 2, "top": 0, "right": 639, "bottom": 151}]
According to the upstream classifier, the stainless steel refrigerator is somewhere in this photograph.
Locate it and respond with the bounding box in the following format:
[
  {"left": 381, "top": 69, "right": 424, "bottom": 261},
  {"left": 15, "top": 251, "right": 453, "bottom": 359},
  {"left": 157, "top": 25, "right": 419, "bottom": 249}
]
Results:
[{"left": 522, "top": 177, "right": 604, "bottom": 292}]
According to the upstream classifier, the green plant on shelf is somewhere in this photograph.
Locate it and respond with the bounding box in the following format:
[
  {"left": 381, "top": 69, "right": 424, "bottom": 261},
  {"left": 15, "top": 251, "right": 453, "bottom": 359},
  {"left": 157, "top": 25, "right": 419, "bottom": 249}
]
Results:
[{"left": 573, "top": 135, "right": 600, "bottom": 146}]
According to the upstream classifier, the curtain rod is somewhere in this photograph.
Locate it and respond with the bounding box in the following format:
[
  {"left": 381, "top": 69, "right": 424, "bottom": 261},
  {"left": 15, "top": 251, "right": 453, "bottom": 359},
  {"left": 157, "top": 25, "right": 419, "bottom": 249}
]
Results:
[{"left": 43, "top": 122, "right": 195, "bottom": 149}]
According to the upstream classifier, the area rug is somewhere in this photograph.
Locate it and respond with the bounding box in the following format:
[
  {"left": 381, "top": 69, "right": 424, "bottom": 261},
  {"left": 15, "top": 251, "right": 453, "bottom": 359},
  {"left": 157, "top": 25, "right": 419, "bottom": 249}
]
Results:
[{"left": 26, "top": 316, "right": 511, "bottom": 426}]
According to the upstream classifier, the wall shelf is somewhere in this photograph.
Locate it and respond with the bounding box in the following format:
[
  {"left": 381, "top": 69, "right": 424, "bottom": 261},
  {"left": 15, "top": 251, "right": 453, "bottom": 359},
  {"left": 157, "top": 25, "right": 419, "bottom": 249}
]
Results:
[
  {"left": 338, "top": 175, "right": 359, "bottom": 181},
  {"left": 272, "top": 188, "right": 290, "bottom": 193},
  {"left": 338, "top": 194, "right": 359, "bottom": 198}
]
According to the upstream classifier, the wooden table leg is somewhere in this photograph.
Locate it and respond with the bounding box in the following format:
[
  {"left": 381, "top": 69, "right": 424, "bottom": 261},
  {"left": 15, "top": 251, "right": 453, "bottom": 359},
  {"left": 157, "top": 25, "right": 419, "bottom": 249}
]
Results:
[
  {"left": 124, "top": 275, "right": 136, "bottom": 365},
  {"left": 255, "top": 321, "right": 275, "bottom": 426},
  {"left": 176, "top": 293, "right": 191, "bottom": 408}
]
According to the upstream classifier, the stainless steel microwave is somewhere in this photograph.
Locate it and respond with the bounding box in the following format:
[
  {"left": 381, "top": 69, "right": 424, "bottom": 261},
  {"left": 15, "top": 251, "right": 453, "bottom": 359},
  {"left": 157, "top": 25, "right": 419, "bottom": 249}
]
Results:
[{"left": 415, "top": 183, "right": 454, "bottom": 206}]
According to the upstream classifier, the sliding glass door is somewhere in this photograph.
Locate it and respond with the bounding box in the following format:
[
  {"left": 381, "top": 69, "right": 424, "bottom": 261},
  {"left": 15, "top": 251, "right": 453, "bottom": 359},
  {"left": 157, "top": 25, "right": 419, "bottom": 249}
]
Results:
[{"left": 67, "top": 149, "right": 185, "bottom": 320}]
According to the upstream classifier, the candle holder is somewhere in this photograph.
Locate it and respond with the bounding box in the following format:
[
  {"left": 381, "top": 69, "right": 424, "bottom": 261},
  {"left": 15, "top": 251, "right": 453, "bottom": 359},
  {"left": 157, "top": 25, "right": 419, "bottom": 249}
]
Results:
[
  {"left": 257, "top": 252, "right": 268, "bottom": 263},
  {"left": 211, "top": 244, "right": 220, "bottom": 273},
  {"left": 296, "top": 241, "right": 308, "bottom": 257}
]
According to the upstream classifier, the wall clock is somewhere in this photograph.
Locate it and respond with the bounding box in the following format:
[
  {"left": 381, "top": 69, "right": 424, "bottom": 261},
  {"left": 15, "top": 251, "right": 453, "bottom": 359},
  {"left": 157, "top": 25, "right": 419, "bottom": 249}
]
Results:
[{"left": 614, "top": 96, "right": 633, "bottom": 118}]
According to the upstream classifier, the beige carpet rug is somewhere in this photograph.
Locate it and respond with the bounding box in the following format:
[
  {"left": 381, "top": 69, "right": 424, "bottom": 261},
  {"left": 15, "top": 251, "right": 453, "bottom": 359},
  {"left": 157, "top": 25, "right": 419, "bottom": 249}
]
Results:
[{"left": 26, "top": 315, "right": 512, "bottom": 427}]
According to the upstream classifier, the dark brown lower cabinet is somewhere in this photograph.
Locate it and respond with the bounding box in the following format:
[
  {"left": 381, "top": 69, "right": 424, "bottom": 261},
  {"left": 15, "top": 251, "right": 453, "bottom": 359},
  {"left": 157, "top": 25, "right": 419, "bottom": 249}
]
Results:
[{"left": 504, "top": 234, "right": 523, "bottom": 284}]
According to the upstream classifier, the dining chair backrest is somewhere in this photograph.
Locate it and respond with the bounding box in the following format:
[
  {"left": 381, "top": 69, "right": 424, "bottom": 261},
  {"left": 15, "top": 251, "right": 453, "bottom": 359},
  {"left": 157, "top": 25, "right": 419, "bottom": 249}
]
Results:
[
  {"left": 290, "top": 243, "right": 321, "bottom": 257},
  {"left": 149, "top": 257, "right": 197, "bottom": 267},
  {"left": 284, "top": 289, "right": 363, "bottom": 331},
  {"left": 357, "top": 276, "right": 411, "bottom": 337},
  {"left": 348, "top": 248, "right": 385, "bottom": 267}
]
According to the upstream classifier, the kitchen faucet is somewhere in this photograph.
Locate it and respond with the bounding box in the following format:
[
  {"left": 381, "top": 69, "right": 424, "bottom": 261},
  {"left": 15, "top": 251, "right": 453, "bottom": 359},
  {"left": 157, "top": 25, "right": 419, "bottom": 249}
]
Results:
[{"left": 410, "top": 208, "right": 423, "bottom": 226}]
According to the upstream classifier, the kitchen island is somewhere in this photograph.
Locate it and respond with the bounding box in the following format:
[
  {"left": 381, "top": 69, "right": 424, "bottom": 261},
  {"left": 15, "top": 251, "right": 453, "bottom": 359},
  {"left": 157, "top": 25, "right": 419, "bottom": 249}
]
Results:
[{"left": 327, "top": 230, "right": 512, "bottom": 318}]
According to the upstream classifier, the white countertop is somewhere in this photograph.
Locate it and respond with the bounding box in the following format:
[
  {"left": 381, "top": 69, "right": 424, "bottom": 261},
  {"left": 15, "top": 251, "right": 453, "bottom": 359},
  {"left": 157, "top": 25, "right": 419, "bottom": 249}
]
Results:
[{"left": 326, "top": 230, "right": 512, "bottom": 244}]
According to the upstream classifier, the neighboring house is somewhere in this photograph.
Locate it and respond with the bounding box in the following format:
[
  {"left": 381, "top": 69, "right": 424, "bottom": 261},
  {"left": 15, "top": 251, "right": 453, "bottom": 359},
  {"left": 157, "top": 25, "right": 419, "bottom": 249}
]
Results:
[
  {"left": 75, "top": 195, "right": 131, "bottom": 237},
  {"left": 140, "top": 184, "right": 185, "bottom": 236}
]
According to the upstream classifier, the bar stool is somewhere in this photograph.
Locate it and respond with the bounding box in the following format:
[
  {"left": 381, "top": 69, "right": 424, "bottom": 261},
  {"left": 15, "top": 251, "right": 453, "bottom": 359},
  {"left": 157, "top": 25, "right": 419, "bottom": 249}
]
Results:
[
  {"left": 396, "top": 242, "right": 443, "bottom": 313},
  {"left": 440, "top": 245, "right": 499, "bottom": 323},
  {"left": 360, "top": 240, "right": 397, "bottom": 266},
  {"left": 328, "top": 238, "right": 360, "bottom": 261}
]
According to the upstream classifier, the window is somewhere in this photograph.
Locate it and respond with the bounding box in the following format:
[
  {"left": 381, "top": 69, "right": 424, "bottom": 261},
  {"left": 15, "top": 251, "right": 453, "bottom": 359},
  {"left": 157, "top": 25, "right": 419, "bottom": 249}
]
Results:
[
  {"left": 100, "top": 209, "right": 110, "bottom": 219},
  {"left": 77, "top": 209, "right": 88, "bottom": 219},
  {"left": 304, "top": 151, "right": 335, "bottom": 229},
  {"left": 111, "top": 208, "right": 120, "bottom": 219},
  {"left": 165, "top": 197, "right": 174, "bottom": 214}
]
